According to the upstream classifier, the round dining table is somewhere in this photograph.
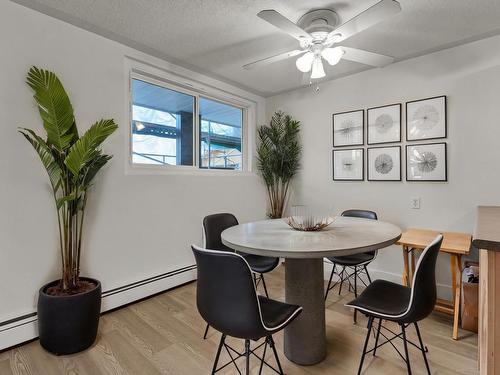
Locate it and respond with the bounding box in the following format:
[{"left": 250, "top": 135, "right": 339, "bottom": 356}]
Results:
[{"left": 221, "top": 216, "right": 402, "bottom": 365}]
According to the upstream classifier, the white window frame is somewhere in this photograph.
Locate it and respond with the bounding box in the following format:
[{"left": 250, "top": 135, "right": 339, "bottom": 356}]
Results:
[{"left": 124, "top": 58, "right": 255, "bottom": 175}]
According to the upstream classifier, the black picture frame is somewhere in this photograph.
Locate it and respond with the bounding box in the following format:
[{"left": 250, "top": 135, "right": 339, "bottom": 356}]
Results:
[
  {"left": 406, "top": 95, "right": 447, "bottom": 141},
  {"left": 367, "top": 103, "right": 402, "bottom": 145},
  {"left": 332, "top": 109, "right": 364, "bottom": 147},
  {"left": 406, "top": 142, "right": 447, "bottom": 182},
  {"left": 367, "top": 146, "right": 402, "bottom": 181},
  {"left": 332, "top": 148, "right": 364, "bottom": 181}
]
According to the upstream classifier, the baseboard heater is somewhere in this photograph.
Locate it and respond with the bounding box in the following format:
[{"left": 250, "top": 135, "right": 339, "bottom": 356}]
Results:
[{"left": 0, "top": 264, "right": 197, "bottom": 351}]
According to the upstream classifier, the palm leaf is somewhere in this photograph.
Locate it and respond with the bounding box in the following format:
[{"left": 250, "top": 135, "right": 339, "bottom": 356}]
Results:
[
  {"left": 81, "top": 153, "right": 112, "bottom": 188},
  {"left": 56, "top": 192, "right": 77, "bottom": 209},
  {"left": 64, "top": 119, "right": 118, "bottom": 178},
  {"left": 26, "top": 66, "right": 77, "bottom": 151},
  {"left": 18, "top": 128, "right": 62, "bottom": 191}
]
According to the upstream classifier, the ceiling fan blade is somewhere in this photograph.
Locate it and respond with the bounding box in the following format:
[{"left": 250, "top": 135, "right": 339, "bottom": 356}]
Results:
[
  {"left": 258, "top": 10, "right": 312, "bottom": 42},
  {"left": 327, "top": 0, "right": 401, "bottom": 44},
  {"left": 341, "top": 47, "right": 394, "bottom": 67},
  {"left": 243, "top": 49, "right": 306, "bottom": 70}
]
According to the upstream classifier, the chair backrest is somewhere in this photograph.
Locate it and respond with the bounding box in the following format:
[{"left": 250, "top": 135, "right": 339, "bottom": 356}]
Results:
[
  {"left": 342, "top": 210, "right": 378, "bottom": 256},
  {"left": 191, "top": 245, "right": 266, "bottom": 339},
  {"left": 203, "top": 213, "right": 238, "bottom": 251},
  {"left": 341, "top": 209, "right": 378, "bottom": 221},
  {"left": 403, "top": 234, "right": 443, "bottom": 322}
]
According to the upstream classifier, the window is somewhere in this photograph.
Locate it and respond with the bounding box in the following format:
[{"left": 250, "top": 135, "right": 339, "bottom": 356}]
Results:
[
  {"left": 200, "top": 97, "right": 242, "bottom": 170},
  {"left": 131, "top": 79, "right": 194, "bottom": 166},
  {"left": 130, "top": 75, "right": 245, "bottom": 171}
]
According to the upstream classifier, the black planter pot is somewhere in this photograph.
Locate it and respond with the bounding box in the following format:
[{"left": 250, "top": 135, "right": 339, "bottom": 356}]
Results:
[{"left": 37, "top": 277, "right": 101, "bottom": 355}]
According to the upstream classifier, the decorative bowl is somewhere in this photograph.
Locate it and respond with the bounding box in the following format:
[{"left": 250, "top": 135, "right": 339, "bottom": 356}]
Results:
[{"left": 285, "top": 205, "right": 334, "bottom": 231}]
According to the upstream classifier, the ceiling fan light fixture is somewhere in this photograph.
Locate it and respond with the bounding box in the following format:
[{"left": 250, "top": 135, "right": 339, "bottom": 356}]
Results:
[
  {"left": 322, "top": 47, "right": 344, "bottom": 66},
  {"left": 310, "top": 56, "right": 326, "bottom": 79},
  {"left": 296, "top": 52, "right": 314, "bottom": 72},
  {"left": 246, "top": 2, "right": 401, "bottom": 77}
]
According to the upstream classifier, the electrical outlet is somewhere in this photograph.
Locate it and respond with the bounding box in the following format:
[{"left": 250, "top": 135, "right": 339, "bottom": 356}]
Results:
[{"left": 411, "top": 197, "right": 421, "bottom": 209}]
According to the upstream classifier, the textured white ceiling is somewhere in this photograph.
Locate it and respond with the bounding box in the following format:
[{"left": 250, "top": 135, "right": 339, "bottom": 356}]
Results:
[{"left": 11, "top": 0, "right": 500, "bottom": 96}]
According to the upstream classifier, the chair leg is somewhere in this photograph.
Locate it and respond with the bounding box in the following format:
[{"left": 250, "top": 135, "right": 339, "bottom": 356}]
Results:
[
  {"left": 373, "top": 319, "right": 382, "bottom": 356},
  {"left": 260, "top": 273, "right": 270, "bottom": 298},
  {"left": 203, "top": 323, "right": 210, "bottom": 339},
  {"left": 354, "top": 266, "right": 358, "bottom": 297},
  {"left": 211, "top": 334, "right": 225, "bottom": 374},
  {"left": 401, "top": 324, "right": 412, "bottom": 375},
  {"left": 258, "top": 337, "right": 268, "bottom": 375},
  {"left": 245, "top": 339, "right": 251, "bottom": 375},
  {"left": 364, "top": 264, "right": 372, "bottom": 284},
  {"left": 268, "top": 336, "right": 284, "bottom": 375},
  {"left": 414, "top": 322, "right": 431, "bottom": 375},
  {"left": 351, "top": 266, "right": 359, "bottom": 324},
  {"left": 357, "top": 316, "right": 374, "bottom": 375},
  {"left": 325, "top": 264, "right": 336, "bottom": 301},
  {"left": 338, "top": 266, "right": 346, "bottom": 295}
]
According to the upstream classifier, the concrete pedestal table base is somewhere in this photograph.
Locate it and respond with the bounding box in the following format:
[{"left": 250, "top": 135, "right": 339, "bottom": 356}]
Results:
[{"left": 284, "top": 258, "right": 326, "bottom": 365}]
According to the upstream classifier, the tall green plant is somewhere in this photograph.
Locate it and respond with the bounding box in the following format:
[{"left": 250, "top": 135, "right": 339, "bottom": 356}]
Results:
[
  {"left": 257, "top": 111, "right": 301, "bottom": 219},
  {"left": 19, "top": 67, "right": 118, "bottom": 293}
]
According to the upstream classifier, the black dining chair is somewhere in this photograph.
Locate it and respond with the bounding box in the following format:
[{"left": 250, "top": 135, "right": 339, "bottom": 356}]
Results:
[
  {"left": 346, "top": 234, "right": 443, "bottom": 375},
  {"left": 324, "top": 210, "right": 378, "bottom": 301},
  {"left": 192, "top": 245, "right": 302, "bottom": 375},
  {"left": 202, "top": 213, "right": 280, "bottom": 339}
]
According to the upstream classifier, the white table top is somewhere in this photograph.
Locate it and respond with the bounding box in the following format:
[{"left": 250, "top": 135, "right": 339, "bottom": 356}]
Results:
[{"left": 221, "top": 217, "right": 402, "bottom": 259}]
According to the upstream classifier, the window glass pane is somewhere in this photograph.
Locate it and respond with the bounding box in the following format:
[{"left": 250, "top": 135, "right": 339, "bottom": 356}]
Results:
[
  {"left": 131, "top": 79, "right": 194, "bottom": 166},
  {"left": 132, "top": 105, "right": 177, "bottom": 127},
  {"left": 199, "top": 97, "right": 243, "bottom": 170}
]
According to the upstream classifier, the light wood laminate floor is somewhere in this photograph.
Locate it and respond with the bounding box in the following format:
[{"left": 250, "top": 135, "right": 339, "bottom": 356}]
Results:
[{"left": 0, "top": 266, "right": 478, "bottom": 374}]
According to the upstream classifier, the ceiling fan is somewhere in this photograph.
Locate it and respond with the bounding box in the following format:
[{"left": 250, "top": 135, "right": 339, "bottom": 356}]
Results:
[{"left": 243, "top": 0, "right": 401, "bottom": 80}]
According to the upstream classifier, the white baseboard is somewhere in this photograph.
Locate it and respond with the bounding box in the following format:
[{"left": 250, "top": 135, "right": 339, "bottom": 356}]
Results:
[
  {"left": 0, "top": 265, "right": 197, "bottom": 351},
  {"left": 0, "top": 314, "right": 38, "bottom": 351},
  {"left": 101, "top": 265, "right": 197, "bottom": 311},
  {"left": 323, "top": 261, "right": 452, "bottom": 300}
]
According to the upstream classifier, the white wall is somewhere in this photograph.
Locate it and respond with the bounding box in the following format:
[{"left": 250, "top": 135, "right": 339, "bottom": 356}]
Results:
[
  {"left": 0, "top": 0, "right": 267, "bottom": 344},
  {"left": 267, "top": 34, "right": 500, "bottom": 297}
]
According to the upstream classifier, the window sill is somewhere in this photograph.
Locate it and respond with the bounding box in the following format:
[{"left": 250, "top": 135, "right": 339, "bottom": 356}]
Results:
[{"left": 125, "top": 163, "right": 257, "bottom": 177}]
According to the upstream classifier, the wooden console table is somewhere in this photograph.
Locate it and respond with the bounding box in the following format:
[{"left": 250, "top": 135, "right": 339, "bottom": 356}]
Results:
[
  {"left": 473, "top": 206, "right": 500, "bottom": 375},
  {"left": 397, "top": 228, "right": 472, "bottom": 340}
]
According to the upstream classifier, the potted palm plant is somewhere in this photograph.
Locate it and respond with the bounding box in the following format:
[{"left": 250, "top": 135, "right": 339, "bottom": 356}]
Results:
[
  {"left": 19, "top": 67, "right": 118, "bottom": 355},
  {"left": 256, "top": 111, "right": 301, "bottom": 219}
]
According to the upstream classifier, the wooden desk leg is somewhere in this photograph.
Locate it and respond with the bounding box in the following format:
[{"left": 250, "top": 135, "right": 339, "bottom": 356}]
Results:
[
  {"left": 453, "top": 287, "right": 461, "bottom": 340},
  {"left": 402, "top": 245, "right": 410, "bottom": 286},
  {"left": 451, "top": 254, "right": 462, "bottom": 340}
]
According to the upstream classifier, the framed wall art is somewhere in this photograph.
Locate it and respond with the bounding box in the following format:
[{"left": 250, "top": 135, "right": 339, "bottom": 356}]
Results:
[
  {"left": 332, "top": 109, "right": 364, "bottom": 147},
  {"left": 406, "top": 95, "right": 447, "bottom": 141},
  {"left": 368, "top": 146, "right": 401, "bottom": 181},
  {"left": 332, "top": 148, "right": 364, "bottom": 181},
  {"left": 367, "top": 103, "right": 401, "bottom": 144},
  {"left": 406, "top": 142, "right": 447, "bottom": 181}
]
